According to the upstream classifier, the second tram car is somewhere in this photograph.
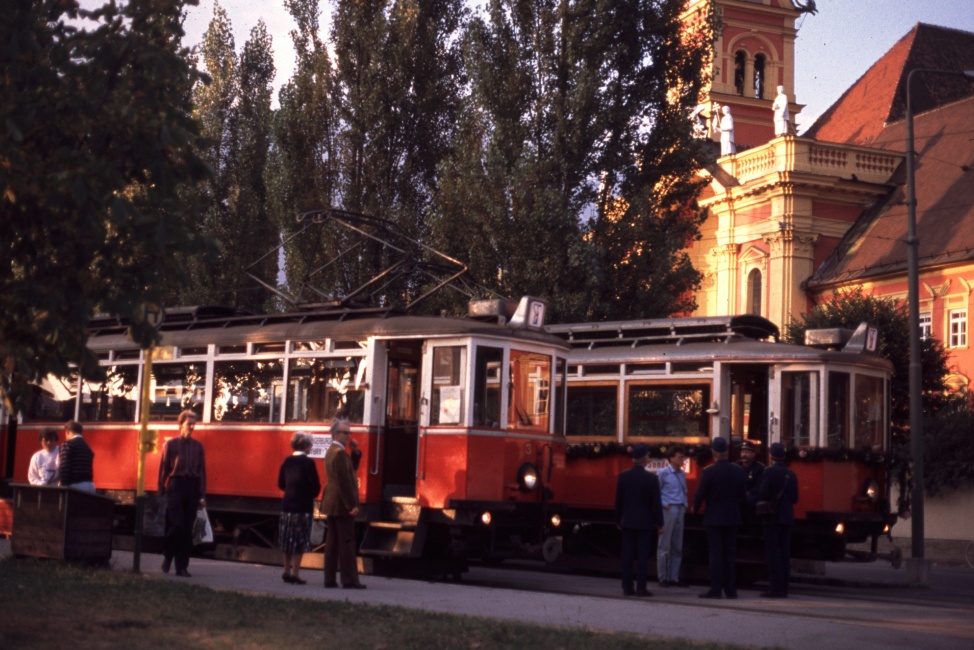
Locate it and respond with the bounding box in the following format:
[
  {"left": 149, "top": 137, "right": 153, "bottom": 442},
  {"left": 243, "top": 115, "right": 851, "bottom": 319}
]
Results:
[
  {"left": 1, "top": 297, "right": 569, "bottom": 574},
  {"left": 549, "top": 315, "right": 900, "bottom": 575}
]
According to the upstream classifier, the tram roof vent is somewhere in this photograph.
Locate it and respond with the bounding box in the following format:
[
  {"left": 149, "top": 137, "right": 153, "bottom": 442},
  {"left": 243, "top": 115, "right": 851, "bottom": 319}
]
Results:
[
  {"left": 805, "top": 323, "right": 879, "bottom": 353},
  {"left": 469, "top": 298, "right": 518, "bottom": 324},
  {"left": 468, "top": 296, "right": 547, "bottom": 330}
]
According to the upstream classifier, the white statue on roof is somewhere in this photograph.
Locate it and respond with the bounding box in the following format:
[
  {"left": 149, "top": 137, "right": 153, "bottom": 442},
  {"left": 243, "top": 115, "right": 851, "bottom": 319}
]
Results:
[
  {"left": 712, "top": 104, "right": 735, "bottom": 156},
  {"left": 772, "top": 85, "right": 790, "bottom": 136}
]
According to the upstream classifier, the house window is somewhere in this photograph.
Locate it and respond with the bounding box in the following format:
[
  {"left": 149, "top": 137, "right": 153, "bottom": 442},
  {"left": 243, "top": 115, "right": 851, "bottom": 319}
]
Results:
[
  {"left": 949, "top": 309, "right": 967, "bottom": 348},
  {"left": 919, "top": 312, "right": 932, "bottom": 340},
  {"left": 753, "top": 54, "right": 766, "bottom": 99},
  {"left": 746, "top": 268, "right": 762, "bottom": 316},
  {"left": 734, "top": 51, "right": 746, "bottom": 96}
]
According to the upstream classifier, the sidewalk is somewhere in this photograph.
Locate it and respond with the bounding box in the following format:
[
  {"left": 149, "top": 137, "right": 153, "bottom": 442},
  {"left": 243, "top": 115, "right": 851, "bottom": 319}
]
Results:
[{"left": 2, "top": 539, "right": 973, "bottom": 650}]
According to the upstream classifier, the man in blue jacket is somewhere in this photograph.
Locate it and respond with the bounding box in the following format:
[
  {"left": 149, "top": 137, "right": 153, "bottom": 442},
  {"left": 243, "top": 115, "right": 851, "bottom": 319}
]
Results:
[
  {"left": 758, "top": 442, "right": 799, "bottom": 598},
  {"left": 693, "top": 436, "right": 747, "bottom": 599},
  {"left": 615, "top": 443, "right": 664, "bottom": 596}
]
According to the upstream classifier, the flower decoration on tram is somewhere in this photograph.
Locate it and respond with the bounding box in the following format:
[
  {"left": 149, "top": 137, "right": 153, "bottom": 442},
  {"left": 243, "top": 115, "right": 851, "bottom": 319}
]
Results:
[{"left": 566, "top": 441, "right": 714, "bottom": 461}]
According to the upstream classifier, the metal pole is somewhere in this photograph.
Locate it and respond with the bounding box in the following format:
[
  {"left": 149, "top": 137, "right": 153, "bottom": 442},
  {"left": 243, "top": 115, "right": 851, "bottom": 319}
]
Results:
[
  {"left": 133, "top": 346, "right": 154, "bottom": 572},
  {"left": 904, "top": 69, "right": 924, "bottom": 563}
]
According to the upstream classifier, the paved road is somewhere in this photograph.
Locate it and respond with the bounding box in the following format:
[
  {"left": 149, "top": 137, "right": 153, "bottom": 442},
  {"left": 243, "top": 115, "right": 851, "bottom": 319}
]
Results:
[{"left": 3, "top": 540, "right": 972, "bottom": 649}]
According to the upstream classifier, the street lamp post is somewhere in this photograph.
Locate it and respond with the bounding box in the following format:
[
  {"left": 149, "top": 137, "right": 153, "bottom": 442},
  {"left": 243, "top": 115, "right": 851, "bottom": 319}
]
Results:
[{"left": 903, "top": 68, "right": 974, "bottom": 580}]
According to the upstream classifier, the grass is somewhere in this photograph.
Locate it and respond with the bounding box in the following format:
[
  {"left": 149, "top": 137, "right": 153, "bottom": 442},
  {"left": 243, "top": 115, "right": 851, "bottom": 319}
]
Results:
[{"left": 0, "top": 557, "right": 752, "bottom": 650}]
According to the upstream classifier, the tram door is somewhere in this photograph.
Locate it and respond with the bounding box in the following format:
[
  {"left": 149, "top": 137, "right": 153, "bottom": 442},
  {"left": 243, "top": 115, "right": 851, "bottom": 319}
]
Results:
[
  {"left": 728, "top": 365, "right": 769, "bottom": 458},
  {"left": 382, "top": 341, "right": 422, "bottom": 498}
]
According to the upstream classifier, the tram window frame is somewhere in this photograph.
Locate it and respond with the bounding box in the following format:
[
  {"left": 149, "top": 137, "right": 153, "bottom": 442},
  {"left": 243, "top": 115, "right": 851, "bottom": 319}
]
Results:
[
  {"left": 853, "top": 373, "right": 886, "bottom": 450},
  {"left": 148, "top": 361, "right": 208, "bottom": 421},
  {"left": 212, "top": 359, "right": 285, "bottom": 423},
  {"left": 780, "top": 370, "right": 818, "bottom": 447},
  {"left": 625, "top": 381, "right": 710, "bottom": 440},
  {"left": 827, "top": 371, "right": 850, "bottom": 449},
  {"left": 508, "top": 349, "right": 552, "bottom": 432},
  {"left": 80, "top": 364, "right": 139, "bottom": 423},
  {"left": 473, "top": 346, "right": 503, "bottom": 428},
  {"left": 565, "top": 381, "right": 619, "bottom": 438},
  {"left": 430, "top": 346, "right": 466, "bottom": 425},
  {"left": 21, "top": 372, "right": 80, "bottom": 423},
  {"left": 554, "top": 357, "right": 567, "bottom": 436},
  {"left": 284, "top": 356, "right": 366, "bottom": 424}
]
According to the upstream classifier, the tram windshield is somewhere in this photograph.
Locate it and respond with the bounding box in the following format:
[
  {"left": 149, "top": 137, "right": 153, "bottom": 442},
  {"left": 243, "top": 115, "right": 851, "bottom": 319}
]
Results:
[{"left": 508, "top": 350, "right": 551, "bottom": 432}]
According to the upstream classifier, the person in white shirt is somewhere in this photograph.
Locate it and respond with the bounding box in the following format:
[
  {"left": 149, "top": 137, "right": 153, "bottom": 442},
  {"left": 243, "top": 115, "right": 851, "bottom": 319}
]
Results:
[{"left": 27, "top": 428, "right": 60, "bottom": 486}]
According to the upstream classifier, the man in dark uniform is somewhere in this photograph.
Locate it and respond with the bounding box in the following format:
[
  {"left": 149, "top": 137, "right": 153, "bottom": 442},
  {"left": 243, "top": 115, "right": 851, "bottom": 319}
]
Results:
[
  {"left": 758, "top": 442, "right": 799, "bottom": 598},
  {"left": 693, "top": 436, "right": 747, "bottom": 599},
  {"left": 614, "top": 443, "right": 664, "bottom": 597},
  {"left": 737, "top": 440, "right": 765, "bottom": 533},
  {"left": 158, "top": 410, "right": 207, "bottom": 578}
]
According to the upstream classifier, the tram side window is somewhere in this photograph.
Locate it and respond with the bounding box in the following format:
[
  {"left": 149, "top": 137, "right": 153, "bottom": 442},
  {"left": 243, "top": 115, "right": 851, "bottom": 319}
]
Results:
[
  {"left": 213, "top": 360, "right": 284, "bottom": 422},
  {"left": 285, "top": 357, "right": 365, "bottom": 423},
  {"left": 566, "top": 383, "right": 618, "bottom": 437},
  {"left": 149, "top": 362, "right": 207, "bottom": 421},
  {"left": 22, "top": 372, "right": 79, "bottom": 422},
  {"left": 781, "top": 371, "right": 817, "bottom": 447},
  {"left": 554, "top": 357, "right": 566, "bottom": 436},
  {"left": 473, "top": 346, "right": 502, "bottom": 428},
  {"left": 508, "top": 350, "right": 551, "bottom": 432},
  {"left": 430, "top": 346, "right": 465, "bottom": 425},
  {"left": 827, "top": 372, "right": 850, "bottom": 449},
  {"left": 80, "top": 365, "right": 138, "bottom": 422},
  {"left": 627, "top": 383, "right": 709, "bottom": 438},
  {"left": 854, "top": 375, "right": 885, "bottom": 450}
]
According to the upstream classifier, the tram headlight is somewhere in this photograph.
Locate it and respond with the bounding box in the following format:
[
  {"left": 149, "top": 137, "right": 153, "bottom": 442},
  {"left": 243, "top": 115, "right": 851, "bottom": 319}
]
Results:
[
  {"left": 481, "top": 511, "right": 492, "bottom": 526},
  {"left": 862, "top": 479, "right": 880, "bottom": 502},
  {"left": 517, "top": 462, "right": 539, "bottom": 491},
  {"left": 550, "top": 513, "right": 562, "bottom": 528},
  {"left": 835, "top": 522, "right": 845, "bottom": 534}
]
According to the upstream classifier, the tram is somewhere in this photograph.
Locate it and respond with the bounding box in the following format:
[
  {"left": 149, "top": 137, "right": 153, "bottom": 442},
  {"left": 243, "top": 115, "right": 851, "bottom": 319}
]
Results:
[
  {"left": 548, "top": 315, "right": 901, "bottom": 575},
  {"left": 0, "top": 296, "right": 569, "bottom": 575}
]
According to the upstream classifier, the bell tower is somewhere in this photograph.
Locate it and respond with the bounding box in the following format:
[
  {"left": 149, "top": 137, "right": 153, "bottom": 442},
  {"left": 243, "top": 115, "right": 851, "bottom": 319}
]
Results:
[{"left": 683, "top": 0, "right": 807, "bottom": 150}]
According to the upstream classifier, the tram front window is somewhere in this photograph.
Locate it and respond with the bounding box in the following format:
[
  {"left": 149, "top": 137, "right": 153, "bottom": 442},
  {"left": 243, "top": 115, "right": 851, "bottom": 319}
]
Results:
[
  {"left": 80, "top": 366, "right": 137, "bottom": 422},
  {"left": 781, "top": 371, "right": 817, "bottom": 447},
  {"left": 627, "top": 383, "right": 708, "bottom": 437},
  {"left": 213, "top": 360, "right": 283, "bottom": 422},
  {"left": 473, "top": 347, "right": 502, "bottom": 428},
  {"left": 827, "top": 372, "right": 850, "bottom": 449},
  {"left": 286, "top": 357, "right": 365, "bottom": 423},
  {"left": 430, "top": 346, "right": 465, "bottom": 425},
  {"left": 508, "top": 350, "right": 551, "bottom": 432},
  {"left": 566, "top": 384, "right": 617, "bottom": 437},
  {"left": 854, "top": 374, "right": 885, "bottom": 450}
]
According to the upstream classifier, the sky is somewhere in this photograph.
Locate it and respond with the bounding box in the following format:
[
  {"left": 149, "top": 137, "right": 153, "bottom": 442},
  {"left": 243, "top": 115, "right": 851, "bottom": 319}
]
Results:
[{"left": 128, "top": 1, "right": 974, "bottom": 128}]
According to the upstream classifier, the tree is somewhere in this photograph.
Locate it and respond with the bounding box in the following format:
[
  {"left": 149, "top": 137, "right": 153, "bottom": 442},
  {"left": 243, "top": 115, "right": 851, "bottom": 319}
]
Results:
[
  {"left": 432, "top": 0, "right": 713, "bottom": 322},
  {"left": 1, "top": 0, "right": 211, "bottom": 413},
  {"left": 783, "top": 288, "right": 952, "bottom": 448}
]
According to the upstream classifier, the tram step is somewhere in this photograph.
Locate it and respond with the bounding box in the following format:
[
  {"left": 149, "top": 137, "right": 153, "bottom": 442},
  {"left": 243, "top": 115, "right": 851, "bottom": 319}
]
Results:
[{"left": 359, "top": 521, "right": 426, "bottom": 558}]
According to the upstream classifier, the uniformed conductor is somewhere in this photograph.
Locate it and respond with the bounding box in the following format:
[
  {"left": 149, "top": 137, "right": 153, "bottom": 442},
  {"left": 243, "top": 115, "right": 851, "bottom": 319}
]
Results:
[{"left": 615, "top": 443, "right": 664, "bottom": 596}]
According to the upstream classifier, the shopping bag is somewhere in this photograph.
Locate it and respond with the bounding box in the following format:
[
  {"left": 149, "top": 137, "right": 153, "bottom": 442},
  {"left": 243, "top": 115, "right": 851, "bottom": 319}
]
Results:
[{"left": 193, "top": 507, "right": 214, "bottom": 545}]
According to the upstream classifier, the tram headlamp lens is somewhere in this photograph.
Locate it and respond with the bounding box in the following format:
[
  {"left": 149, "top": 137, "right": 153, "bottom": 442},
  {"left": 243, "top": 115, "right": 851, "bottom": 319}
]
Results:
[
  {"left": 517, "top": 463, "right": 539, "bottom": 491},
  {"left": 550, "top": 514, "right": 562, "bottom": 528},
  {"left": 835, "top": 523, "right": 845, "bottom": 534},
  {"left": 862, "top": 479, "right": 880, "bottom": 502},
  {"left": 481, "top": 511, "right": 492, "bottom": 525}
]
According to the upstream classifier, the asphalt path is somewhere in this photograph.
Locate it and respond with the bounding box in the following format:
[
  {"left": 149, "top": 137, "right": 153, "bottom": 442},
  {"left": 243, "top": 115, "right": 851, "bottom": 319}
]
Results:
[{"left": 3, "top": 540, "right": 973, "bottom": 649}]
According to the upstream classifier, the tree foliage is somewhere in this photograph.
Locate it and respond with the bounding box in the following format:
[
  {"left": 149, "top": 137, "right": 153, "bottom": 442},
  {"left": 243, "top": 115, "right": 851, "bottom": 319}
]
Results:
[
  {"left": 783, "top": 288, "right": 952, "bottom": 448},
  {"left": 0, "top": 0, "right": 211, "bottom": 413}
]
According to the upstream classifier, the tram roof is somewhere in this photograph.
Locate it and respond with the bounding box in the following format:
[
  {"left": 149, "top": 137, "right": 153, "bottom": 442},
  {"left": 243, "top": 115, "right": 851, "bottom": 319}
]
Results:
[
  {"left": 547, "top": 315, "right": 780, "bottom": 349},
  {"left": 86, "top": 307, "right": 568, "bottom": 351},
  {"left": 565, "top": 336, "right": 894, "bottom": 372}
]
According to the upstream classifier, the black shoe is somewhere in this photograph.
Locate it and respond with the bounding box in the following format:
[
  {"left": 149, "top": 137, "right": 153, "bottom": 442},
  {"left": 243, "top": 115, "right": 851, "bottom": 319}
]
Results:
[
  {"left": 659, "top": 581, "right": 671, "bottom": 588},
  {"left": 343, "top": 583, "right": 367, "bottom": 589},
  {"left": 292, "top": 577, "right": 307, "bottom": 585},
  {"left": 283, "top": 573, "right": 294, "bottom": 584},
  {"left": 699, "top": 591, "right": 721, "bottom": 599},
  {"left": 760, "top": 591, "right": 787, "bottom": 598},
  {"left": 623, "top": 589, "right": 635, "bottom": 596},
  {"left": 674, "top": 580, "right": 690, "bottom": 588},
  {"left": 175, "top": 569, "right": 192, "bottom": 578},
  {"left": 161, "top": 556, "right": 172, "bottom": 574},
  {"left": 324, "top": 582, "right": 338, "bottom": 589},
  {"left": 725, "top": 593, "right": 738, "bottom": 599},
  {"left": 635, "top": 589, "right": 652, "bottom": 597}
]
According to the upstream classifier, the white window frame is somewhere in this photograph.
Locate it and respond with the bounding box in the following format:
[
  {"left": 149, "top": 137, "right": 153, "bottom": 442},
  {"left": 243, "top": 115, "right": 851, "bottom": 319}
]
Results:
[
  {"left": 949, "top": 309, "right": 967, "bottom": 348},
  {"left": 919, "top": 312, "right": 932, "bottom": 341}
]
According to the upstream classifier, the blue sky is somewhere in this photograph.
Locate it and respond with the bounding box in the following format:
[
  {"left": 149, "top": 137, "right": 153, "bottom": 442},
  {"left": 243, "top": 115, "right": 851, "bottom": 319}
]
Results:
[{"left": 147, "top": 1, "right": 974, "bottom": 127}]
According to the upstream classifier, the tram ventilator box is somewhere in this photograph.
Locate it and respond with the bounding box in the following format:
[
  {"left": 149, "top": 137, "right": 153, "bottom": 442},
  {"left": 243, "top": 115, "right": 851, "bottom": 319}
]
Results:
[{"left": 10, "top": 484, "right": 115, "bottom": 563}]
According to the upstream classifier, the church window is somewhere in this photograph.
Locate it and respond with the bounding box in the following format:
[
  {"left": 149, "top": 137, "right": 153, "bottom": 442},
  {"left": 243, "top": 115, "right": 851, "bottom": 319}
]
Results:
[
  {"left": 734, "top": 51, "right": 746, "bottom": 96},
  {"left": 753, "top": 54, "right": 766, "bottom": 99},
  {"left": 746, "top": 268, "right": 762, "bottom": 316}
]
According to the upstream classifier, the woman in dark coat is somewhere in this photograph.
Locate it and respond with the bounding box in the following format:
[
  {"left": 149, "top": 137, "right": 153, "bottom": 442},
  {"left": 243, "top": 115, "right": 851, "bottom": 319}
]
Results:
[{"left": 277, "top": 432, "right": 321, "bottom": 585}]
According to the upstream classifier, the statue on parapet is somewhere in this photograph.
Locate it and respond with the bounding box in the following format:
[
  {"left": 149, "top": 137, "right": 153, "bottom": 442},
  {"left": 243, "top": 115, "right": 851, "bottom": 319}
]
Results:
[
  {"left": 712, "top": 104, "right": 735, "bottom": 156},
  {"left": 772, "top": 86, "right": 790, "bottom": 137}
]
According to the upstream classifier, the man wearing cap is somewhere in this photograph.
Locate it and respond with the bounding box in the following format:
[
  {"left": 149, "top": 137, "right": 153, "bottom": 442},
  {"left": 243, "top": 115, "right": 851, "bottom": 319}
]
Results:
[
  {"left": 657, "top": 445, "right": 688, "bottom": 587},
  {"left": 693, "top": 436, "right": 747, "bottom": 599},
  {"left": 737, "top": 441, "right": 765, "bottom": 532},
  {"left": 757, "top": 442, "right": 799, "bottom": 598},
  {"left": 615, "top": 443, "right": 664, "bottom": 596}
]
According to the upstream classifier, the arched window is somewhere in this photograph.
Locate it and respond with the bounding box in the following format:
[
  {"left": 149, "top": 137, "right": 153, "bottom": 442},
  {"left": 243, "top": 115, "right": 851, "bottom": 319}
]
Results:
[
  {"left": 753, "top": 54, "right": 766, "bottom": 99},
  {"left": 747, "top": 268, "right": 762, "bottom": 315},
  {"left": 734, "top": 51, "right": 746, "bottom": 96}
]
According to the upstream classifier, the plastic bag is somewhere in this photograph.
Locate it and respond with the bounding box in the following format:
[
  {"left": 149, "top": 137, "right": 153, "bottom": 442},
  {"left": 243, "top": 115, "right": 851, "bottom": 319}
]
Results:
[{"left": 193, "top": 507, "right": 214, "bottom": 545}]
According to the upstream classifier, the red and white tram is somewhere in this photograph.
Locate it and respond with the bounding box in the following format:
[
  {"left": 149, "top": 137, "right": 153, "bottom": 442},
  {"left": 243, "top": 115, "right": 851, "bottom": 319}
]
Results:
[
  {"left": 1, "top": 297, "right": 568, "bottom": 574},
  {"left": 548, "top": 315, "right": 901, "bottom": 575}
]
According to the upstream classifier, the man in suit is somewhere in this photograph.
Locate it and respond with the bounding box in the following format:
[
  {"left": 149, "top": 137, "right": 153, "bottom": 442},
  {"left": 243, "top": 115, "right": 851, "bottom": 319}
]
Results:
[
  {"left": 758, "top": 442, "right": 799, "bottom": 598},
  {"left": 693, "top": 436, "right": 747, "bottom": 599},
  {"left": 323, "top": 419, "right": 365, "bottom": 589},
  {"left": 615, "top": 443, "right": 664, "bottom": 597},
  {"left": 158, "top": 410, "right": 207, "bottom": 578}
]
